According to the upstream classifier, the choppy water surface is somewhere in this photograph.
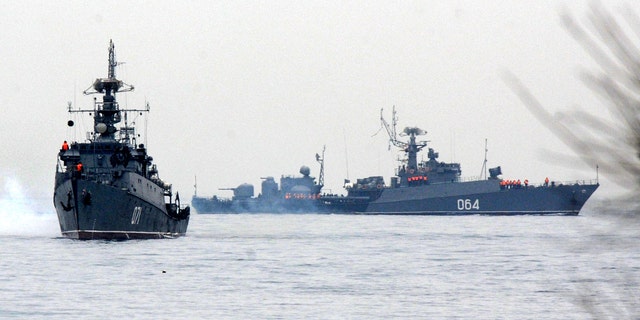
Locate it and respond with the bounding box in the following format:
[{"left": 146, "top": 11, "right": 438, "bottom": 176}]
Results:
[{"left": 0, "top": 211, "right": 638, "bottom": 319}]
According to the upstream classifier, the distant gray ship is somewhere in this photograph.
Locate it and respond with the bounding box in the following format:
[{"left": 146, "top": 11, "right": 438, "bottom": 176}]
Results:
[
  {"left": 321, "top": 107, "right": 599, "bottom": 215},
  {"left": 193, "top": 108, "right": 598, "bottom": 215},
  {"left": 54, "top": 40, "right": 190, "bottom": 239},
  {"left": 192, "top": 148, "right": 328, "bottom": 213}
]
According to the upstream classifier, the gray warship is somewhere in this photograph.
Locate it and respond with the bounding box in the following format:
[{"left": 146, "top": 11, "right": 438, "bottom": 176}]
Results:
[
  {"left": 54, "top": 40, "right": 190, "bottom": 239},
  {"left": 192, "top": 148, "right": 327, "bottom": 213},
  {"left": 320, "top": 108, "right": 599, "bottom": 215},
  {"left": 194, "top": 108, "right": 598, "bottom": 215}
]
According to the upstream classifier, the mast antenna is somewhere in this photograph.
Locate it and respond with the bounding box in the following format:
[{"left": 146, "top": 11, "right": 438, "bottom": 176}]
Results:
[
  {"left": 480, "top": 138, "right": 488, "bottom": 179},
  {"left": 108, "top": 39, "right": 117, "bottom": 79},
  {"left": 343, "top": 128, "right": 350, "bottom": 184},
  {"left": 379, "top": 107, "right": 428, "bottom": 171},
  {"left": 380, "top": 106, "right": 405, "bottom": 149},
  {"left": 194, "top": 175, "right": 198, "bottom": 197},
  {"left": 83, "top": 39, "right": 134, "bottom": 95},
  {"left": 316, "top": 145, "right": 326, "bottom": 187}
]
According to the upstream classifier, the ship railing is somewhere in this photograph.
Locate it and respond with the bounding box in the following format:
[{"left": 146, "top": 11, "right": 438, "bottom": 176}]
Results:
[
  {"left": 457, "top": 175, "right": 482, "bottom": 183},
  {"left": 413, "top": 175, "right": 481, "bottom": 186},
  {"left": 429, "top": 176, "right": 599, "bottom": 187},
  {"left": 80, "top": 168, "right": 117, "bottom": 184},
  {"left": 79, "top": 167, "right": 147, "bottom": 185},
  {"left": 530, "top": 179, "right": 599, "bottom": 187}
]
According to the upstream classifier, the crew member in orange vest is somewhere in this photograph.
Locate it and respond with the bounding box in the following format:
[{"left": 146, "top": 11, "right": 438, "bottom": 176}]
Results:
[
  {"left": 544, "top": 177, "right": 549, "bottom": 187},
  {"left": 62, "top": 140, "right": 69, "bottom": 151},
  {"left": 76, "top": 162, "right": 83, "bottom": 173}
]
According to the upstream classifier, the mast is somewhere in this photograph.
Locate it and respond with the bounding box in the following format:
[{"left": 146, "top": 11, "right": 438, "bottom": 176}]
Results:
[
  {"left": 194, "top": 175, "right": 198, "bottom": 197},
  {"left": 82, "top": 39, "right": 134, "bottom": 141},
  {"left": 108, "top": 39, "right": 117, "bottom": 79},
  {"left": 380, "top": 108, "right": 428, "bottom": 171},
  {"left": 480, "top": 138, "right": 488, "bottom": 179},
  {"left": 380, "top": 106, "right": 403, "bottom": 150},
  {"left": 316, "top": 145, "right": 326, "bottom": 187}
]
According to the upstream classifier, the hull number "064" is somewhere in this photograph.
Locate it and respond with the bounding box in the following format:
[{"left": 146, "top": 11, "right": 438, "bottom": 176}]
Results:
[{"left": 457, "top": 199, "right": 480, "bottom": 210}]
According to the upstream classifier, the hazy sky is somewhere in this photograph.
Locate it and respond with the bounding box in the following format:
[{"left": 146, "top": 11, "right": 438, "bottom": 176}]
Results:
[{"left": 0, "top": 1, "right": 634, "bottom": 212}]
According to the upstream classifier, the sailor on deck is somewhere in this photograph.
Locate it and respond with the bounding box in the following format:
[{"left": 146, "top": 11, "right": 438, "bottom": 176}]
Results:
[{"left": 75, "top": 162, "right": 83, "bottom": 177}]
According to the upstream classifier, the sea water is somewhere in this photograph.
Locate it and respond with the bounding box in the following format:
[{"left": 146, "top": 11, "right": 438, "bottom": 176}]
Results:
[{"left": 0, "top": 208, "right": 638, "bottom": 319}]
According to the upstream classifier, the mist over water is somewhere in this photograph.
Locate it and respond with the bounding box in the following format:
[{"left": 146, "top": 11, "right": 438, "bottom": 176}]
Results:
[{"left": 0, "top": 176, "right": 58, "bottom": 237}]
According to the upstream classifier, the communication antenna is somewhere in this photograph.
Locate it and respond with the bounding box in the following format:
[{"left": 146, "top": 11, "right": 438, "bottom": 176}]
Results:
[
  {"left": 316, "top": 145, "right": 326, "bottom": 187},
  {"left": 380, "top": 106, "right": 405, "bottom": 149},
  {"left": 194, "top": 175, "right": 198, "bottom": 197},
  {"left": 144, "top": 101, "right": 150, "bottom": 148},
  {"left": 479, "top": 138, "right": 488, "bottom": 179},
  {"left": 379, "top": 107, "right": 428, "bottom": 172},
  {"left": 343, "top": 128, "right": 350, "bottom": 183}
]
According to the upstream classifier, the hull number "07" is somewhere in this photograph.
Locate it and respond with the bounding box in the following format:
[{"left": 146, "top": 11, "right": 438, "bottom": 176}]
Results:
[{"left": 457, "top": 199, "right": 480, "bottom": 210}]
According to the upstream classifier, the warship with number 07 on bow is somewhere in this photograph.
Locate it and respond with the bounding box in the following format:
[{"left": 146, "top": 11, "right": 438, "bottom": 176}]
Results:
[
  {"left": 320, "top": 107, "right": 599, "bottom": 215},
  {"left": 53, "top": 40, "right": 190, "bottom": 239}
]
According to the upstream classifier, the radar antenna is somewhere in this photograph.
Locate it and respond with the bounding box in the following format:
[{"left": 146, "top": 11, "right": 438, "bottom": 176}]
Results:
[
  {"left": 83, "top": 39, "right": 134, "bottom": 95},
  {"left": 380, "top": 107, "right": 429, "bottom": 171}
]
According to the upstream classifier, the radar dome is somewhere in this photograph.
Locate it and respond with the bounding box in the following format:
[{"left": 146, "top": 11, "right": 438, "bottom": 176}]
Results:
[
  {"left": 95, "top": 122, "right": 108, "bottom": 133},
  {"left": 299, "top": 165, "right": 310, "bottom": 176}
]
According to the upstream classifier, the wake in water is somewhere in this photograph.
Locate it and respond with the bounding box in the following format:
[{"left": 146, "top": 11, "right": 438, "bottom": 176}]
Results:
[{"left": 0, "top": 175, "right": 58, "bottom": 237}]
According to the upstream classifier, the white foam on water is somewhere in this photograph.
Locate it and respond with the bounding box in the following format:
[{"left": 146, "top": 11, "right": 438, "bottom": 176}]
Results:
[{"left": 0, "top": 176, "right": 59, "bottom": 237}]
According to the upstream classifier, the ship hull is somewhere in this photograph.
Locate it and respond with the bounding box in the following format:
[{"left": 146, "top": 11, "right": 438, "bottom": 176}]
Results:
[
  {"left": 359, "top": 180, "right": 598, "bottom": 215},
  {"left": 192, "top": 180, "right": 598, "bottom": 215},
  {"left": 192, "top": 196, "right": 328, "bottom": 214},
  {"left": 54, "top": 177, "right": 189, "bottom": 240}
]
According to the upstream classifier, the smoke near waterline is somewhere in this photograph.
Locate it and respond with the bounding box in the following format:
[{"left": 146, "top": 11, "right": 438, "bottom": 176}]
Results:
[{"left": 0, "top": 175, "right": 58, "bottom": 237}]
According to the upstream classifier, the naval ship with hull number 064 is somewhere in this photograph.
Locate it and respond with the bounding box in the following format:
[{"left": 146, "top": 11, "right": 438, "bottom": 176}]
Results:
[
  {"left": 320, "top": 107, "right": 599, "bottom": 215},
  {"left": 193, "top": 107, "right": 599, "bottom": 215},
  {"left": 54, "top": 40, "right": 190, "bottom": 239}
]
